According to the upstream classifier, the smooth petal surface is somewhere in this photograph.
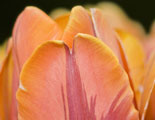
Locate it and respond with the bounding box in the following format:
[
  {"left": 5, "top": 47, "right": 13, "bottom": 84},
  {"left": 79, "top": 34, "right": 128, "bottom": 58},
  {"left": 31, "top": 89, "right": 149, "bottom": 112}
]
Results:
[
  {"left": 91, "top": 9, "right": 127, "bottom": 68},
  {"left": 17, "top": 34, "right": 138, "bottom": 120},
  {"left": 12, "top": 6, "right": 62, "bottom": 71},
  {"left": 91, "top": 9, "right": 138, "bottom": 108},
  {"left": 0, "top": 50, "right": 13, "bottom": 120},
  {"left": 117, "top": 30, "right": 145, "bottom": 108},
  {"left": 62, "top": 6, "right": 95, "bottom": 48},
  {"left": 73, "top": 33, "right": 139, "bottom": 119},
  {"left": 140, "top": 53, "right": 155, "bottom": 120},
  {"left": 17, "top": 41, "right": 68, "bottom": 120},
  {"left": 55, "top": 13, "right": 70, "bottom": 31}
]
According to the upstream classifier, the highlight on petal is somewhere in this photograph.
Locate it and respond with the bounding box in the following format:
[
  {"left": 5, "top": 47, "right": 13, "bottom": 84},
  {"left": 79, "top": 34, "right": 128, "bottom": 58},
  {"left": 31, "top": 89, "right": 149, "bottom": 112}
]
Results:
[
  {"left": 62, "top": 6, "right": 95, "bottom": 48},
  {"left": 117, "top": 29, "right": 145, "bottom": 107},
  {"left": 96, "top": 1, "right": 145, "bottom": 40},
  {"left": 140, "top": 53, "right": 155, "bottom": 120},
  {"left": 0, "top": 50, "right": 13, "bottom": 120},
  {"left": 73, "top": 33, "right": 138, "bottom": 119},
  {"left": 12, "top": 6, "right": 62, "bottom": 71}
]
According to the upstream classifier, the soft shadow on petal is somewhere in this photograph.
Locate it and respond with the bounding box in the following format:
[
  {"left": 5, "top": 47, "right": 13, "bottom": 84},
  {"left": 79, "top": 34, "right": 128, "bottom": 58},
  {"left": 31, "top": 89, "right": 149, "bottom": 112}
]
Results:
[{"left": 117, "top": 30, "right": 145, "bottom": 108}]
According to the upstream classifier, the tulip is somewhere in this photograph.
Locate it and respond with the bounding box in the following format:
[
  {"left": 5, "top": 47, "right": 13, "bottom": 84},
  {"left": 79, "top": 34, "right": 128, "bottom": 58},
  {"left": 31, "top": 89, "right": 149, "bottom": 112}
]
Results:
[{"left": 0, "top": 2, "right": 154, "bottom": 120}]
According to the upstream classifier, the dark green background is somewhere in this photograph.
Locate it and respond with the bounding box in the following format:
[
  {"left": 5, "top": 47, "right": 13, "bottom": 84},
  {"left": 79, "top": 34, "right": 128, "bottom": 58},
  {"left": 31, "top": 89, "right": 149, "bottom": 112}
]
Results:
[{"left": 0, "top": 0, "right": 155, "bottom": 44}]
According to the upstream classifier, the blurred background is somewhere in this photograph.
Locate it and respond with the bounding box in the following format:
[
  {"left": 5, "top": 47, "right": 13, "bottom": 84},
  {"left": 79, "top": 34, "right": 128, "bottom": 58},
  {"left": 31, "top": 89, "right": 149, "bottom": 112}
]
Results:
[{"left": 0, "top": 0, "right": 155, "bottom": 44}]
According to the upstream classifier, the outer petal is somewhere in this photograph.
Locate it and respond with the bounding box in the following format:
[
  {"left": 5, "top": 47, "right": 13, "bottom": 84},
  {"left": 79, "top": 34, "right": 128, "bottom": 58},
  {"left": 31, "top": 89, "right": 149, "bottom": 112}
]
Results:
[
  {"left": 17, "top": 41, "right": 68, "bottom": 120},
  {"left": 12, "top": 7, "right": 62, "bottom": 119},
  {"left": 0, "top": 50, "right": 13, "bottom": 120},
  {"left": 140, "top": 53, "right": 155, "bottom": 120},
  {"left": 73, "top": 33, "right": 139, "bottom": 119},
  {"left": 62, "top": 6, "right": 95, "bottom": 48},
  {"left": 117, "top": 30, "right": 145, "bottom": 108},
  {"left": 12, "top": 6, "right": 62, "bottom": 71}
]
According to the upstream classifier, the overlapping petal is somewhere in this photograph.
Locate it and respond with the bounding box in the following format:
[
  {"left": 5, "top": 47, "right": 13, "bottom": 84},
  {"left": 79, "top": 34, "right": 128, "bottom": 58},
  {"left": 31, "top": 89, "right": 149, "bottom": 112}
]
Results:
[
  {"left": 12, "top": 6, "right": 62, "bottom": 71},
  {"left": 62, "top": 6, "right": 95, "bottom": 48},
  {"left": 140, "top": 53, "right": 155, "bottom": 120},
  {"left": 17, "top": 33, "right": 138, "bottom": 120},
  {"left": 117, "top": 30, "right": 145, "bottom": 108},
  {"left": 0, "top": 50, "right": 13, "bottom": 120}
]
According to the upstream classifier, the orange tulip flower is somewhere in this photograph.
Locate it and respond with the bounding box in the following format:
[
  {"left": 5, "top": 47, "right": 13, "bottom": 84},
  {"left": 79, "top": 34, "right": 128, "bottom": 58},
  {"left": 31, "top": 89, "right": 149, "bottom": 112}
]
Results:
[{"left": 0, "top": 2, "right": 154, "bottom": 120}]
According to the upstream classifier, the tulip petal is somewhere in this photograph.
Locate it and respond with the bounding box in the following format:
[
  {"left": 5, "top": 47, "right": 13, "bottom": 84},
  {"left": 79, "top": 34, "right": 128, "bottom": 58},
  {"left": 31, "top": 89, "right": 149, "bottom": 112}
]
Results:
[
  {"left": 73, "top": 33, "right": 139, "bottom": 119},
  {"left": 91, "top": 9, "right": 138, "bottom": 108},
  {"left": 145, "top": 86, "right": 155, "bottom": 120},
  {"left": 140, "top": 53, "right": 155, "bottom": 119},
  {"left": 55, "top": 13, "right": 70, "bottom": 31},
  {"left": 117, "top": 30, "right": 145, "bottom": 108},
  {"left": 62, "top": 6, "right": 94, "bottom": 48},
  {"left": 0, "top": 50, "right": 13, "bottom": 120},
  {"left": 91, "top": 9, "right": 125, "bottom": 67},
  {"left": 17, "top": 41, "right": 68, "bottom": 120},
  {"left": 13, "top": 6, "right": 62, "bottom": 71}
]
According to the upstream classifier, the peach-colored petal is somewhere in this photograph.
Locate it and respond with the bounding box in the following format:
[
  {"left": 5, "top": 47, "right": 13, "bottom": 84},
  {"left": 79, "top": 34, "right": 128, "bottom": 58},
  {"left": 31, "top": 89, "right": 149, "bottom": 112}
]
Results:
[
  {"left": 140, "top": 53, "right": 155, "bottom": 119},
  {"left": 12, "top": 6, "right": 63, "bottom": 119},
  {"left": 55, "top": 13, "right": 70, "bottom": 31},
  {"left": 73, "top": 33, "right": 139, "bottom": 119},
  {"left": 91, "top": 9, "right": 138, "bottom": 108},
  {"left": 62, "top": 6, "right": 94, "bottom": 48},
  {"left": 91, "top": 8, "right": 126, "bottom": 68},
  {"left": 17, "top": 41, "right": 68, "bottom": 120},
  {"left": 17, "top": 34, "right": 139, "bottom": 119},
  {"left": 12, "top": 6, "right": 62, "bottom": 71},
  {"left": 0, "top": 50, "right": 13, "bottom": 120},
  {"left": 117, "top": 30, "right": 145, "bottom": 108},
  {"left": 145, "top": 86, "right": 155, "bottom": 120}
]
